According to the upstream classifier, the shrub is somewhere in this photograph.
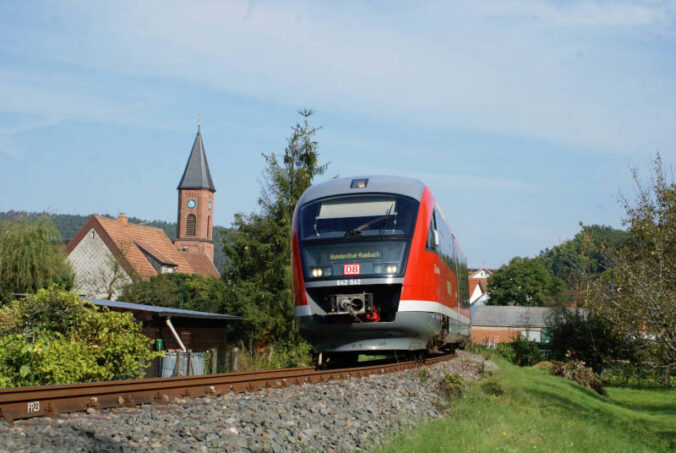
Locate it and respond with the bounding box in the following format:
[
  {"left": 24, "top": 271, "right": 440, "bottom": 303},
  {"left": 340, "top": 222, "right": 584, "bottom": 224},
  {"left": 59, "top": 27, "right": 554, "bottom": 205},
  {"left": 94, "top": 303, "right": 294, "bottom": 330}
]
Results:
[
  {"left": 495, "top": 342, "right": 515, "bottom": 361},
  {"left": 550, "top": 357, "right": 607, "bottom": 396},
  {"left": 438, "top": 372, "right": 464, "bottom": 398},
  {"left": 0, "top": 288, "right": 160, "bottom": 387},
  {"left": 547, "top": 308, "right": 635, "bottom": 372},
  {"left": 465, "top": 338, "right": 542, "bottom": 367},
  {"left": 509, "top": 336, "right": 543, "bottom": 366}
]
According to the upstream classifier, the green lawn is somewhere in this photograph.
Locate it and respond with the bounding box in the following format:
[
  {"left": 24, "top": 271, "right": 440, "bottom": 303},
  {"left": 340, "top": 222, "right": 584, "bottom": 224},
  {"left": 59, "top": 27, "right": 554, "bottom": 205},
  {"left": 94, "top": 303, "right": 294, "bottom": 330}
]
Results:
[{"left": 377, "top": 359, "right": 675, "bottom": 452}]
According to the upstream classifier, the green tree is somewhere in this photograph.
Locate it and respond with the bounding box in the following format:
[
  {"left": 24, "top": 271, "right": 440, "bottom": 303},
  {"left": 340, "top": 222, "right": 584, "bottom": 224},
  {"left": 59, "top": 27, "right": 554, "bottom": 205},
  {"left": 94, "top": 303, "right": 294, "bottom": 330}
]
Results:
[
  {"left": 120, "top": 273, "right": 233, "bottom": 314},
  {"left": 582, "top": 154, "right": 675, "bottom": 374},
  {"left": 540, "top": 225, "right": 627, "bottom": 288},
  {"left": 487, "top": 256, "right": 566, "bottom": 306},
  {"left": 0, "top": 217, "right": 74, "bottom": 303},
  {"left": 223, "top": 109, "right": 328, "bottom": 346}
]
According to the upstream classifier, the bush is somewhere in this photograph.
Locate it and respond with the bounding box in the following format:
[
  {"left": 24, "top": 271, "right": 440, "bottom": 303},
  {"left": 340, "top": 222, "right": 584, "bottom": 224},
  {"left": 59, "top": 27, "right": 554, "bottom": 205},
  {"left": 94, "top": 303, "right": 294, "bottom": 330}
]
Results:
[
  {"left": 0, "top": 288, "right": 161, "bottom": 387},
  {"left": 509, "top": 336, "right": 543, "bottom": 366},
  {"left": 550, "top": 357, "right": 607, "bottom": 396},
  {"left": 438, "top": 372, "right": 464, "bottom": 398},
  {"left": 465, "top": 338, "right": 542, "bottom": 367},
  {"left": 547, "top": 308, "right": 635, "bottom": 372}
]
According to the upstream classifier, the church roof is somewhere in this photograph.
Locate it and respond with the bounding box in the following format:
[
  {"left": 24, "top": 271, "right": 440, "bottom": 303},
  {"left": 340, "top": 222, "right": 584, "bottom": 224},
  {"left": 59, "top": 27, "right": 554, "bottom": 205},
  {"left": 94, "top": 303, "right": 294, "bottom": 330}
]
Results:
[{"left": 177, "top": 127, "right": 216, "bottom": 192}]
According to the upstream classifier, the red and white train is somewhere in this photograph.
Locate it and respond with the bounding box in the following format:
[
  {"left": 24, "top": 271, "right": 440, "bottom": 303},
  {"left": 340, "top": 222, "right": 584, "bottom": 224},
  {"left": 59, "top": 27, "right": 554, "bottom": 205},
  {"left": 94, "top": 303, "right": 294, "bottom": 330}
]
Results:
[{"left": 292, "top": 176, "right": 470, "bottom": 364}]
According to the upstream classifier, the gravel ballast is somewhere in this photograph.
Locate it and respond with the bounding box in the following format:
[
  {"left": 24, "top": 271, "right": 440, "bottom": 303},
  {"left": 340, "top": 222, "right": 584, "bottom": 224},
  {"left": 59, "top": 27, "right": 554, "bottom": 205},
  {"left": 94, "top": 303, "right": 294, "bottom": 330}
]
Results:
[{"left": 0, "top": 351, "right": 497, "bottom": 453}]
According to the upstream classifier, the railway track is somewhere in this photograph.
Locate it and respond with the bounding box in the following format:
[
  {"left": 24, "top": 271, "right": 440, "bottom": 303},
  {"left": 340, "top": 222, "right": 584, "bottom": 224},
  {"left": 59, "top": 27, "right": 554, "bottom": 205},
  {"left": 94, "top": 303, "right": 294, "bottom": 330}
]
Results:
[{"left": 0, "top": 353, "right": 454, "bottom": 423}]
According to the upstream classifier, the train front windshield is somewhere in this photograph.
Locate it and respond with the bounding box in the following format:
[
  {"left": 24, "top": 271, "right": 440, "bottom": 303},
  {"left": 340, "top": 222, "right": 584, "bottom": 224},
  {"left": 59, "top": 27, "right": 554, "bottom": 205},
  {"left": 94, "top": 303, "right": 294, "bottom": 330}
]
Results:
[{"left": 298, "top": 195, "right": 419, "bottom": 280}]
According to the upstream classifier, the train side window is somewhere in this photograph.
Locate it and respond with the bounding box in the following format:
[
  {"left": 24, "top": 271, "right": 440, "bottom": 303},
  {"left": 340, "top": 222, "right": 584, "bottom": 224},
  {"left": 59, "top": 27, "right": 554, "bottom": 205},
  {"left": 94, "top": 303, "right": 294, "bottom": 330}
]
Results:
[
  {"left": 426, "top": 212, "right": 439, "bottom": 251},
  {"left": 426, "top": 220, "right": 436, "bottom": 251}
]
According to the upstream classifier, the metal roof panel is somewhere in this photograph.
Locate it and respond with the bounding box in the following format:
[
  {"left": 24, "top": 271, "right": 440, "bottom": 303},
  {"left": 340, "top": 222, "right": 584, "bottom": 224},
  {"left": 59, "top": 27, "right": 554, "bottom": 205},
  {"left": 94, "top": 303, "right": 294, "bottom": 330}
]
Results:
[
  {"left": 85, "top": 299, "right": 240, "bottom": 321},
  {"left": 297, "top": 175, "right": 426, "bottom": 207}
]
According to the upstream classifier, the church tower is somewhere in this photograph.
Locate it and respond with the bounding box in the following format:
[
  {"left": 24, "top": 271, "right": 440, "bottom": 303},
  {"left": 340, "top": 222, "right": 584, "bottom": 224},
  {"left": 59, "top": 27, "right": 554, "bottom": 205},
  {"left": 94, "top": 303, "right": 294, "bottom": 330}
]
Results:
[{"left": 175, "top": 123, "right": 216, "bottom": 263}]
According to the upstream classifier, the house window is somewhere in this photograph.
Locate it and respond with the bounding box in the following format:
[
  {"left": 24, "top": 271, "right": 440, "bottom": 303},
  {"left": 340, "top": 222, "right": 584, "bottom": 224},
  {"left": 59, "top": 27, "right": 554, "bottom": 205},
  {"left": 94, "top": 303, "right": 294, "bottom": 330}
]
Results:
[
  {"left": 187, "top": 214, "right": 197, "bottom": 236},
  {"left": 520, "top": 330, "right": 541, "bottom": 342},
  {"left": 161, "top": 266, "right": 174, "bottom": 273}
]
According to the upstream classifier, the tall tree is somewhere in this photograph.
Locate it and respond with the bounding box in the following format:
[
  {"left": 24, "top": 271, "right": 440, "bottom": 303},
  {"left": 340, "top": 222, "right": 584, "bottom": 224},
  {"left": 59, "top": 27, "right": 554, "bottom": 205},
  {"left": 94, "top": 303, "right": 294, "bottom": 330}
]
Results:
[
  {"left": 223, "top": 109, "right": 328, "bottom": 346},
  {"left": 582, "top": 154, "right": 675, "bottom": 373},
  {"left": 540, "top": 224, "right": 627, "bottom": 288},
  {"left": 0, "top": 217, "right": 73, "bottom": 303},
  {"left": 487, "top": 256, "right": 566, "bottom": 307}
]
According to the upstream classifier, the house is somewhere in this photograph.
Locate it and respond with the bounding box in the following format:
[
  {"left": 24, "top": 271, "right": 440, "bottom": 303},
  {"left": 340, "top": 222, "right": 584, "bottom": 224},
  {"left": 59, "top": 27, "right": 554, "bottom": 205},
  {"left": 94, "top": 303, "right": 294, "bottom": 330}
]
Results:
[
  {"left": 471, "top": 305, "right": 556, "bottom": 345},
  {"left": 468, "top": 268, "right": 494, "bottom": 317},
  {"left": 67, "top": 125, "right": 220, "bottom": 299}
]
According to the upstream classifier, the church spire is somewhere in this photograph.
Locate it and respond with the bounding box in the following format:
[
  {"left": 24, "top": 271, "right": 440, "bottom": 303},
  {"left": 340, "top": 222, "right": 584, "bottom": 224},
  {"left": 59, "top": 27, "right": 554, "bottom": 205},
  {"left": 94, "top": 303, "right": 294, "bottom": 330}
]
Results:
[{"left": 177, "top": 124, "right": 216, "bottom": 192}]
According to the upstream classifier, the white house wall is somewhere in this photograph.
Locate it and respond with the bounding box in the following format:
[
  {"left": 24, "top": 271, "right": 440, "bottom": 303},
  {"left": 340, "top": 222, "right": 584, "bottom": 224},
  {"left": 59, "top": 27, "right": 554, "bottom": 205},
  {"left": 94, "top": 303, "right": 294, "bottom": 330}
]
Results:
[
  {"left": 470, "top": 284, "right": 484, "bottom": 304},
  {"left": 67, "top": 229, "right": 132, "bottom": 300}
]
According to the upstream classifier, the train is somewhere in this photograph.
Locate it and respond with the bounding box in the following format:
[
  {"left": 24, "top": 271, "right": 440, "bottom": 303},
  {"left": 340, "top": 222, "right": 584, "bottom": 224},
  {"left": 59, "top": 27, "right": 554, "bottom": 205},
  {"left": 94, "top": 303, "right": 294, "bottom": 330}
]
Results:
[{"left": 292, "top": 176, "right": 471, "bottom": 366}]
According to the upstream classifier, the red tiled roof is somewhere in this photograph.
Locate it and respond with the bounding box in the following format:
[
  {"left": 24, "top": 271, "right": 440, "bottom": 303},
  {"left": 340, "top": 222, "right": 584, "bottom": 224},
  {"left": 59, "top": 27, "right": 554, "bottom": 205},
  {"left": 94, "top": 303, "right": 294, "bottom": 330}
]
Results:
[
  {"left": 67, "top": 215, "right": 217, "bottom": 280},
  {"left": 469, "top": 277, "right": 488, "bottom": 296},
  {"left": 183, "top": 253, "right": 220, "bottom": 278},
  {"left": 134, "top": 240, "right": 177, "bottom": 266}
]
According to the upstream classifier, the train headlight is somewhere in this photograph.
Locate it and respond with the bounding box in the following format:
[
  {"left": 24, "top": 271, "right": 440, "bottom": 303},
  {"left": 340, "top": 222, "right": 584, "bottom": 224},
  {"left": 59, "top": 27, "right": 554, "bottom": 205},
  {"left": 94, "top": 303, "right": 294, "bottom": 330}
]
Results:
[
  {"left": 311, "top": 267, "right": 332, "bottom": 278},
  {"left": 386, "top": 264, "right": 398, "bottom": 274},
  {"left": 373, "top": 264, "right": 384, "bottom": 274}
]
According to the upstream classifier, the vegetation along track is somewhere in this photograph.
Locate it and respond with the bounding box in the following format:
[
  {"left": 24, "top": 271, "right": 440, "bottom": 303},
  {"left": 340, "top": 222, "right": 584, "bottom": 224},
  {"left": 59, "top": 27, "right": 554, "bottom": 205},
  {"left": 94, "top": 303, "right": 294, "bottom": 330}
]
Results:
[{"left": 0, "top": 353, "right": 454, "bottom": 422}]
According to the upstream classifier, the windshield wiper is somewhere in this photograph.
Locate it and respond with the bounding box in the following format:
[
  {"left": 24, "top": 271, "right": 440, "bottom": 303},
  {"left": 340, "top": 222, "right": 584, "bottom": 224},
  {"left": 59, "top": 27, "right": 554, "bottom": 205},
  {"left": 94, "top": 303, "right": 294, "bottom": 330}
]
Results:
[{"left": 344, "top": 215, "right": 391, "bottom": 237}]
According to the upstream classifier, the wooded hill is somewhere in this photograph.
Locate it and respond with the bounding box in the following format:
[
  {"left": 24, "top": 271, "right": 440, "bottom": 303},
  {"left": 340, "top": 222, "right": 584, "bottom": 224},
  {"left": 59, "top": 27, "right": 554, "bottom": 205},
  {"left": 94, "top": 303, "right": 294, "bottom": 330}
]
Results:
[{"left": 0, "top": 211, "right": 229, "bottom": 273}]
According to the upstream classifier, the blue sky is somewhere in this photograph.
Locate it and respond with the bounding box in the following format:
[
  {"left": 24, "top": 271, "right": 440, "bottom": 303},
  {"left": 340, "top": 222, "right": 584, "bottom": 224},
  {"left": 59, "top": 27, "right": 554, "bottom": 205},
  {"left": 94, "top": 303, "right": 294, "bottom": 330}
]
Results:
[{"left": 1, "top": 1, "right": 674, "bottom": 268}]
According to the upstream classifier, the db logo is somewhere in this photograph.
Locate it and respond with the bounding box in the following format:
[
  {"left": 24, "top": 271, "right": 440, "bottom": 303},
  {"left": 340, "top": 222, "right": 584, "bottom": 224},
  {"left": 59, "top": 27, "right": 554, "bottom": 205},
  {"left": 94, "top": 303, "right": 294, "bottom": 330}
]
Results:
[{"left": 343, "top": 264, "right": 361, "bottom": 275}]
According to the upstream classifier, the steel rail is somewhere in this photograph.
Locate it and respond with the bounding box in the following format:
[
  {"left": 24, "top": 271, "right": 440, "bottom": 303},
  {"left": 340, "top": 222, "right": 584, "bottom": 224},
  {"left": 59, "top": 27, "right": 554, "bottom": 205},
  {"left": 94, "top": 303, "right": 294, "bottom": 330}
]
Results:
[{"left": 0, "top": 353, "right": 453, "bottom": 422}]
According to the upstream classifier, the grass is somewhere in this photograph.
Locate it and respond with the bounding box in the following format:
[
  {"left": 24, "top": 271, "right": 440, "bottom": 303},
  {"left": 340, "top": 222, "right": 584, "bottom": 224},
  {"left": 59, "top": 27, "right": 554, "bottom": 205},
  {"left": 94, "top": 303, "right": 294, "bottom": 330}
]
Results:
[{"left": 377, "top": 358, "right": 676, "bottom": 452}]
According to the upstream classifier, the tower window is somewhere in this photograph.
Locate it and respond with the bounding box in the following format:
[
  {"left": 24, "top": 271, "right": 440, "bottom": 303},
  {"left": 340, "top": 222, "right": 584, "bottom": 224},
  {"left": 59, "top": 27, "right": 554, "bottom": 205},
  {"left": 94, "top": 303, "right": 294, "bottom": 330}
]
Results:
[
  {"left": 187, "top": 214, "right": 197, "bottom": 236},
  {"left": 207, "top": 216, "right": 211, "bottom": 238}
]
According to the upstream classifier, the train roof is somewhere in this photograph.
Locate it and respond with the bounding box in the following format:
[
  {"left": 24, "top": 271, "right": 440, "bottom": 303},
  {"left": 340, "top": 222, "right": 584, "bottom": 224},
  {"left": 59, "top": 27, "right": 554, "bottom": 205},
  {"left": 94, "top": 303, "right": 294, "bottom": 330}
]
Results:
[{"left": 298, "top": 176, "right": 426, "bottom": 206}]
